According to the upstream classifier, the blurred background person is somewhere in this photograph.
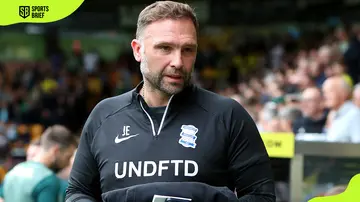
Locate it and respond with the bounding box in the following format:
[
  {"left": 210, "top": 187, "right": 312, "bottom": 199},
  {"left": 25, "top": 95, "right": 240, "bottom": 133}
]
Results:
[
  {"left": 257, "top": 102, "right": 281, "bottom": 132},
  {"left": 0, "top": 125, "right": 77, "bottom": 202},
  {"left": 322, "top": 76, "right": 360, "bottom": 142},
  {"left": 293, "top": 87, "right": 327, "bottom": 134},
  {"left": 278, "top": 105, "right": 302, "bottom": 133}
]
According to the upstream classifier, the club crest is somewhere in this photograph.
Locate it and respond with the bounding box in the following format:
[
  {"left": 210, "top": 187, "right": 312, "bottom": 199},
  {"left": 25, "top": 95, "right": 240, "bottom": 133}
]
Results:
[{"left": 178, "top": 125, "right": 198, "bottom": 149}]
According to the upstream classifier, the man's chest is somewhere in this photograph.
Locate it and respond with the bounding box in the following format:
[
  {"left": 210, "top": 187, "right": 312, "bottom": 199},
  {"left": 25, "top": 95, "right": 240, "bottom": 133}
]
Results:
[
  {"left": 328, "top": 117, "right": 351, "bottom": 141},
  {"left": 92, "top": 111, "right": 231, "bottom": 192}
]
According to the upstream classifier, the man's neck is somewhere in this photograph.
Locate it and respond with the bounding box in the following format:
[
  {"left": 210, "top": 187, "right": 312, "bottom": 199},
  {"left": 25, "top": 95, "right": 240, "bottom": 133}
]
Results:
[
  {"left": 141, "top": 83, "right": 171, "bottom": 107},
  {"left": 333, "top": 100, "right": 348, "bottom": 112},
  {"left": 57, "top": 166, "right": 71, "bottom": 180},
  {"left": 32, "top": 152, "right": 50, "bottom": 168}
]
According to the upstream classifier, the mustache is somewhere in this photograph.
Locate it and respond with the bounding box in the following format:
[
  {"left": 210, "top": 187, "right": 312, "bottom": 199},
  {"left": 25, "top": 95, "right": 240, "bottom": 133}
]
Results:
[
  {"left": 163, "top": 73, "right": 184, "bottom": 78},
  {"left": 162, "top": 69, "right": 189, "bottom": 77}
]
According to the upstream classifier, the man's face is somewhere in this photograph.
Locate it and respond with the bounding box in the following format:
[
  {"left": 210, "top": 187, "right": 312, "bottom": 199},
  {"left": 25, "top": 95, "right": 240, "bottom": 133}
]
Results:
[
  {"left": 301, "top": 90, "right": 322, "bottom": 117},
  {"left": 50, "top": 145, "right": 76, "bottom": 173},
  {"left": 322, "top": 81, "right": 342, "bottom": 109},
  {"left": 132, "top": 18, "right": 197, "bottom": 95}
]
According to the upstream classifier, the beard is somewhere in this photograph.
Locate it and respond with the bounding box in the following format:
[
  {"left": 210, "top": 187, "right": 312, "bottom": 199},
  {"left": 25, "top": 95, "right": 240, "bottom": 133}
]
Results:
[
  {"left": 49, "top": 156, "right": 64, "bottom": 173},
  {"left": 140, "top": 51, "right": 192, "bottom": 96}
]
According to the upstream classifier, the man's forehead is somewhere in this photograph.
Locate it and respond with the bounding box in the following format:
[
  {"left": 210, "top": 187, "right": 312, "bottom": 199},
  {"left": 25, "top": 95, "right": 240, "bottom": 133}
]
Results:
[
  {"left": 144, "top": 34, "right": 197, "bottom": 46},
  {"left": 142, "top": 19, "right": 197, "bottom": 45}
]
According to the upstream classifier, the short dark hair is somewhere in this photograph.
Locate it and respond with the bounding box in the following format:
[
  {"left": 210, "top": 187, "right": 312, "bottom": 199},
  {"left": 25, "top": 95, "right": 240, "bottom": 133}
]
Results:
[
  {"left": 41, "top": 125, "right": 77, "bottom": 151},
  {"left": 136, "top": 1, "right": 198, "bottom": 40}
]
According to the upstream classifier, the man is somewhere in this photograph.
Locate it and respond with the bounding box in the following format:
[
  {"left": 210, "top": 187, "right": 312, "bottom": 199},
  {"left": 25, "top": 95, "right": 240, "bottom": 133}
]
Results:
[
  {"left": 0, "top": 125, "right": 77, "bottom": 202},
  {"left": 0, "top": 138, "right": 31, "bottom": 202},
  {"left": 322, "top": 76, "right": 360, "bottom": 142},
  {"left": 257, "top": 102, "right": 281, "bottom": 132},
  {"left": 292, "top": 87, "right": 327, "bottom": 134},
  {"left": 66, "top": 1, "right": 275, "bottom": 202},
  {"left": 353, "top": 83, "right": 360, "bottom": 108},
  {"left": 278, "top": 106, "right": 302, "bottom": 132}
]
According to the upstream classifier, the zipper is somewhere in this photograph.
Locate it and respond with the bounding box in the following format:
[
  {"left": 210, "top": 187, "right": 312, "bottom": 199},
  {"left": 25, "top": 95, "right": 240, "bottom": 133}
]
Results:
[{"left": 139, "top": 95, "right": 174, "bottom": 137}]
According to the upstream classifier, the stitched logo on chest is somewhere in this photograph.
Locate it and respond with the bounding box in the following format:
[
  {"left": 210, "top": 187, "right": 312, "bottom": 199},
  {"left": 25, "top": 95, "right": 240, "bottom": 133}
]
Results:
[
  {"left": 115, "top": 125, "right": 139, "bottom": 144},
  {"left": 178, "top": 125, "right": 198, "bottom": 149}
]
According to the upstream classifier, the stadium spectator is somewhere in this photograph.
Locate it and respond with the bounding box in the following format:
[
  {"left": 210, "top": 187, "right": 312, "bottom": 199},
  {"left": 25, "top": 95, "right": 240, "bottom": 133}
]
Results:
[
  {"left": 293, "top": 87, "right": 327, "bottom": 134},
  {"left": 322, "top": 76, "right": 360, "bottom": 142},
  {"left": 278, "top": 106, "right": 302, "bottom": 133},
  {"left": 257, "top": 102, "right": 281, "bottom": 132}
]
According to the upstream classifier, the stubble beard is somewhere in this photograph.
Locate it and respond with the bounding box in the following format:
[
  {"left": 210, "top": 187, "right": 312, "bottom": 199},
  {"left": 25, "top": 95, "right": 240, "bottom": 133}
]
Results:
[{"left": 140, "top": 50, "right": 192, "bottom": 96}]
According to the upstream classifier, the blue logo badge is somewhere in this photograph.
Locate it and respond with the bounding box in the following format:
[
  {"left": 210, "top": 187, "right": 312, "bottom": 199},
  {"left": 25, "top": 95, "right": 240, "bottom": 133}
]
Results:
[{"left": 179, "top": 125, "right": 198, "bottom": 149}]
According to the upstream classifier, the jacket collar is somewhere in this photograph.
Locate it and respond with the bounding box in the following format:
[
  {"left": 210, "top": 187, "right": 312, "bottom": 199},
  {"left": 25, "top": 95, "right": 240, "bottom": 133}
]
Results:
[{"left": 131, "top": 81, "right": 196, "bottom": 109}]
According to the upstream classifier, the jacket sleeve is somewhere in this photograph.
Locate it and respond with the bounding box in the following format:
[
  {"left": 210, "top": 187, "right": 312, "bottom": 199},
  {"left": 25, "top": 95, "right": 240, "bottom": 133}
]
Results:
[
  {"left": 226, "top": 100, "right": 276, "bottom": 202},
  {"left": 65, "top": 108, "right": 102, "bottom": 202}
]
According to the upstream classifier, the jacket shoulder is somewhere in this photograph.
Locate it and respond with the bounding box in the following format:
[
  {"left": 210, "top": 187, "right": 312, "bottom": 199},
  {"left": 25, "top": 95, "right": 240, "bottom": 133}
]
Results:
[
  {"left": 83, "top": 91, "right": 134, "bottom": 134},
  {"left": 194, "top": 87, "right": 244, "bottom": 113},
  {"left": 94, "top": 91, "right": 133, "bottom": 116}
]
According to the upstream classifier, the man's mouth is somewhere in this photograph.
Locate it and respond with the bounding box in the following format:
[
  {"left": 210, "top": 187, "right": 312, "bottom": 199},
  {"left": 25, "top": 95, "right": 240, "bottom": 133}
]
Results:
[
  {"left": 165, "top": 75, "right": 184, "bottom": 82},
  {"left": 166, "top": 75, "right": 182, "bottom": 79}
]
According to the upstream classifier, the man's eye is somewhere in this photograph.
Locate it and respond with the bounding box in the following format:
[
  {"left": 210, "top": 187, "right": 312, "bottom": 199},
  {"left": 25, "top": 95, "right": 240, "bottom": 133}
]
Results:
[
  {"left": 160, "top": 46, "right": 171, "bottom": 52},
  {"left": 183, "top": 47, "right": 195, "bottom": 53}
]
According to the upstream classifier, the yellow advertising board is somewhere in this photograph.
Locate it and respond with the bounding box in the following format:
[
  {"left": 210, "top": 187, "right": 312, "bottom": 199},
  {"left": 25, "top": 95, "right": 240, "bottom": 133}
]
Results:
[{"left": 260, "top": 132, "right": 295, "bottom": 158}]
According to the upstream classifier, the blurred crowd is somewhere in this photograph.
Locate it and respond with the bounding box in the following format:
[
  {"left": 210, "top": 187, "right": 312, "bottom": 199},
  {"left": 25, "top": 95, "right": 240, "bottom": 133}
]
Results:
[
  {"left": 0, "top": 46, "right": 140, "bottom": 134},
  {"left": 216, "top": 25, "right": 360, "bottom": 143}
]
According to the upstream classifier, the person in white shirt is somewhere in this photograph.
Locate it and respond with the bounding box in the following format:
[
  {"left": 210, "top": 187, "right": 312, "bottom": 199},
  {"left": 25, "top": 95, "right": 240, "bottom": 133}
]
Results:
[{"left": 322, "top": 76, "right": 360, "bottom": 143}]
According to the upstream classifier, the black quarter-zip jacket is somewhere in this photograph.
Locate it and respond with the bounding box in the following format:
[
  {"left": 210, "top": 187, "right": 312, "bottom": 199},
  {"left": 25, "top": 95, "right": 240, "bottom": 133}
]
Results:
[{"left": 66, "top": 83, "right": 275, "bottom": 202}]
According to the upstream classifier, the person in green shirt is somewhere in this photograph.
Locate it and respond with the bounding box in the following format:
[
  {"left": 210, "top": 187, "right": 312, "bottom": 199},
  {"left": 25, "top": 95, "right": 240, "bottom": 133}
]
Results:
[{"left": 0, "top": 125, "right": 77, "bottom": 202}]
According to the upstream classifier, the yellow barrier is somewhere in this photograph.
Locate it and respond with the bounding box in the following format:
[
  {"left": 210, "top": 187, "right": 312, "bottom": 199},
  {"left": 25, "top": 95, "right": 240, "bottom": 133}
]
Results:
[{"left": 260, "top": 132, "right": 295, "bottom": 158}]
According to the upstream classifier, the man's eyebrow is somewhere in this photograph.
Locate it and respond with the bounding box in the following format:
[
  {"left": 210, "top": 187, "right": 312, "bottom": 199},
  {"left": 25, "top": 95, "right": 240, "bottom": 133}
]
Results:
[
  {"left": 153, "top": 41, "right": 174, "bottom": 47},
  {"left": 153, "top": 41, "right": 197, "bottom": 48},
  {"left": 183, "top": 43, "right": 198, "bottom": 48}
]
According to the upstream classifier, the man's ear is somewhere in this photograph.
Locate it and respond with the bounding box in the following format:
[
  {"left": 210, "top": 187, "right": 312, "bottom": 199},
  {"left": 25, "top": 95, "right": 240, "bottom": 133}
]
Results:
[
  {"left": 131, "top": 39, "right": 142, "bottom": 62},
  {"left": 51, "top": 144, "right": 61, "bottom": 155}
]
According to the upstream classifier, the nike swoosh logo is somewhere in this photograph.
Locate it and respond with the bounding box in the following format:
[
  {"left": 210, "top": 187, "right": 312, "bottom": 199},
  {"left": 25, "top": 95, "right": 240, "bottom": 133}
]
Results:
[{"left": 115, "top": 134, "right": 140, "bottom": 144}]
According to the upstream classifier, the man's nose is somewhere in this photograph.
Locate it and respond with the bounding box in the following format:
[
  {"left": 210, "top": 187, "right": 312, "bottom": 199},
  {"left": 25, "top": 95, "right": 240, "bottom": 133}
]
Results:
[{"left": 170, "top": 50, "right": 183, "bottom": 69}]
